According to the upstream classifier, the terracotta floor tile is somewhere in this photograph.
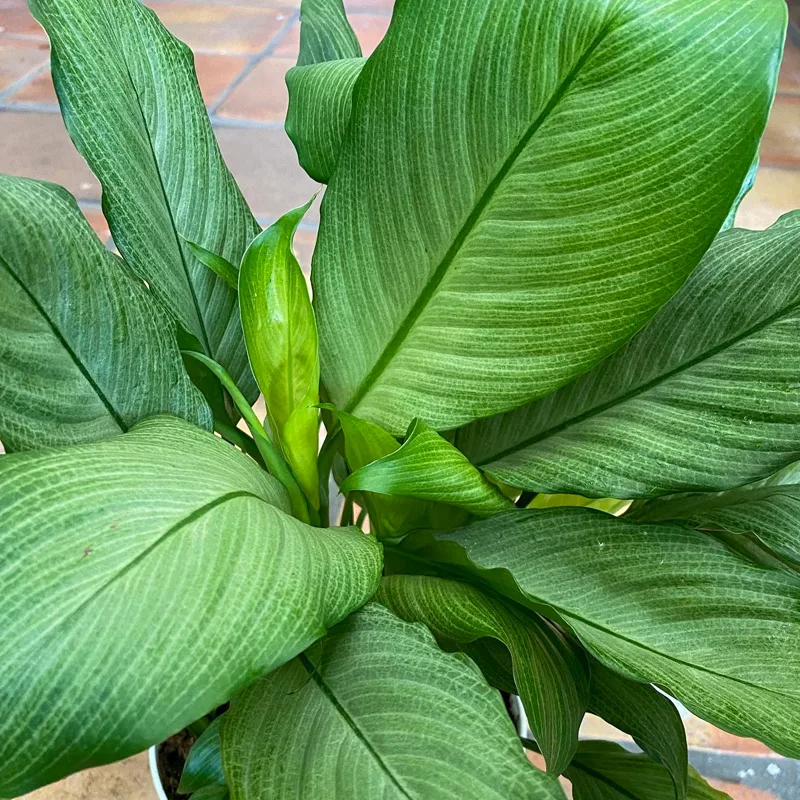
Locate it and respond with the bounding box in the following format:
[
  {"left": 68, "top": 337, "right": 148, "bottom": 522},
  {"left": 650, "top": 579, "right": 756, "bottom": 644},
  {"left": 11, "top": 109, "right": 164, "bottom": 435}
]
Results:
[
  {"left": 706, "top": 779, "right": 779, "bottom": 800},
  {"left": 735, "top": 166, "right": 800, "bottom": 230},
  {"left": 0, "top": 40, "right": 47, "bottom": 94},
  {"left": 215, "top": 125, "right": 319, "bottom": 221},
  {"left": 0, "top": 111, "right": 100, "bottom": 201},
  {"left": 0, "top": 0, "right": 46, "bottom": 41},
  {"left": 684, "top": 717, "right": 775, "bottom": 757},
  {"left": 759, "top": 96, "right": 800, "bottom": 168},
  {"left": 216, "top": 56, "right": 293, "bottom": 121},
  {"left": 779, "top": 38, "right": 800, "bottom": 96},
  {"left": 143, "top": 1, "right": 293, "bottom": 55}
]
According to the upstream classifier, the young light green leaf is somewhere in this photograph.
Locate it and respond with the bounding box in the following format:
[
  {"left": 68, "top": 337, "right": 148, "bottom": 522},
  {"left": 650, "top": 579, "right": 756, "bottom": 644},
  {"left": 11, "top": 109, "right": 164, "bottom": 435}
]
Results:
[
  {"left": 563, "top": 742, "right": 728, "bottom": 800},
  {"left": 30, "top": 0, "right": 260, "bottom": 399},
  {"left": 239, "top": 202, "right": 320, "bottom": 508},
  {"left": 179, "top": 717, "right": 226, "bottom": 795},
  {"left": 400, "top": 508, "right": 800, "bottom": 759},
  {"left": 459, "top": 212, "right": 800, "bottom": 498},
  {"left": 0, "top": 174, "right": 211, "bottom": 451},
  {"left": 313, "top": 0, "right": 785, "bottom": 435},
  {"left": 221, "top": 603, "right": 566, "bottom": 800},
  {"left": 184, "top": 240, "right": 239, "bottom": 291},
  {"left": 375, "top": 575, "right": 589, "bottom": 775},
  {"left": 0, "top": 416, "right": 382, "bottom": 797},
  {"left": 341, "top": 420, "right": 512, "bottom": 517},
  {"left": 588, "top": 660, "right": 688, "bottom": 800}
]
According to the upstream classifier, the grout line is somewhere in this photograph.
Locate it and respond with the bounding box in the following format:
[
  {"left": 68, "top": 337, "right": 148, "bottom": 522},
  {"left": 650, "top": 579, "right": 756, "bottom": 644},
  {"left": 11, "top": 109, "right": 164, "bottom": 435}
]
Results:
[
  {"left": 210, "top": 116, "right": 285, "bottom": 129},
  {"left": 0, "top": 100, "right": 60, "bottom": 113},
  {"left": 207, "top": 10, "right": 299, "bottom": 116},
  {"left": 0, "top": 61, "right": 49, "bottom": 104}
]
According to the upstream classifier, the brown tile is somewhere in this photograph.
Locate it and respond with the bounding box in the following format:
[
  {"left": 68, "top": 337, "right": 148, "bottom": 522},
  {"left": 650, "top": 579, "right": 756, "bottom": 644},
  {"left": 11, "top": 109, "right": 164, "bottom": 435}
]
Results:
[
  {"left": 349, "top": 13, "right": 391, "bottom": 56},
  {"left": 194, "top": 52, "right": 249, "bottom": 105},
  {"left": 215, "top": 125, "right": 320, "bottom": 221},
  {"left": 0, "top": 0, "right": 46, "bottom": 41},
  {"left": 779, "top": 38, "right": 800, "bottom": 96},
  {"left": 0, "top": 40, "right": 47, "bottom": 93},
  {"left": 79, "top": 206, "right": 111, "bottom": 243},
  {"left": 759, "top": 95, "right": 800, "bottom": 168},
  {"left": 0, "top": 111, "right": 100, "bottom": 200},
  {"left": 143, "top": 1, "right": 292, "bottom": 55},
  {"left": 735, "top": 166, "right": 800, "bottom": 230},
  {"left": 706, "top": 779, "right": 779, "bottom": 800},
  {"left": 684, "top": 717, "right": 774, "bottom": 757},
  {"left": 21, "top": 752, "right": 157, "bottom": 800},
  {"left": 216, "top": 56, "right": 293, "bottom": 121}
]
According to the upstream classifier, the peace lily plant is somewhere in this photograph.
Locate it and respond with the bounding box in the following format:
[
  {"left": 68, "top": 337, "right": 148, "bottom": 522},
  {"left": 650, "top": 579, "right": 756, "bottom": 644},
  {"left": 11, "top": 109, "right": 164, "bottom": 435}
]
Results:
[{"left": 0, "top": 0, "right": 798, "bottom": 797}]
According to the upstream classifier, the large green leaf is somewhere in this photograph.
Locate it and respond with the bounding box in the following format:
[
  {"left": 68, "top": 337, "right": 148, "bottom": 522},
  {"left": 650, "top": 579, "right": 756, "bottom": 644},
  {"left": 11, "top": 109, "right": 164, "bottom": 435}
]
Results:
[
  {"left": 0, "top": 174, "right": 211, "bottom": 451},
  {"left": 375, "top": 574, "right": 588, "bottom": 775},
  {"left": 399, "top": 508, "right": 800, "bottom": 759},
  {"left": 221, "top": 603, "right": 565, "bottom": 799},
  {"left": 0, "top": 416, "right": 382, "bottom": 797},
  {"left": 459, "top": 212, "right": 800, "bottom": 498},
  {"left": 239, "top": 203, "right": 320, "bottom": 507},
  {"left": 563, "top": 742, "right": 727, "bottom": 800},
  {"left": 341, "top": 420, "right": 512, "bottom": 517},
  {"left": 29, "top": 0, "right": 260, "bottom": 398},
  {"left": 312, "top": 0, "right": 784, "bottom": 435},
  {"left": 179, "top": 717, "right": 226, "bottom": 795}
]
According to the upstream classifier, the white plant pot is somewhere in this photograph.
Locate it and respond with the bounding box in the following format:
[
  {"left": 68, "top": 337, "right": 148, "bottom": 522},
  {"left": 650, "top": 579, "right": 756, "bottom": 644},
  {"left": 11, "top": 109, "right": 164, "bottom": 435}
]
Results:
[{"left": 149, "top": 746, "right": 168, "bottom": 800}]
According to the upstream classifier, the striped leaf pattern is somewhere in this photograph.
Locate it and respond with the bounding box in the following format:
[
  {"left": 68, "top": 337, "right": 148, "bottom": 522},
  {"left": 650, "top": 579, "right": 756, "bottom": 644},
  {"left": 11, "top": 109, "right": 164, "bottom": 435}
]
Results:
[
  {"left": 0, "top": 416, "right": 382, "bottom": 796},
  {"left": 375, "top": 575, "right": 589, "bottom": 775},
  {"left": 341, "top": 420, "right": 512, "bottom": 518},
  {"left": 313, "top": 0, "right": 784, "bottom": 435},
  {"left": 401, "top": 509, "right": 800, "bottom": 759},
  {"left": 459, "top": 212, "right": 800, "bottom": 498},
  {"left": 30, "top": 0, "right": 261, "bottom": 399},
  {"left": 221, "top": 603, "right": 566, "bottom": 800},
  {"left": 0, "top": 175, "right": 211, "bottom": 451},
  {"left": 179, "top": 718, "right": 226, "bottom": 795}
]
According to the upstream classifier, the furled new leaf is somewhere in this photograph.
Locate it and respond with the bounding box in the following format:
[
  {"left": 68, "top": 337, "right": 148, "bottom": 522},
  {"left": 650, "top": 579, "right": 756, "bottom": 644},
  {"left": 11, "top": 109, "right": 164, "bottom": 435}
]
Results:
[
  {"left": 30, "top": 0, "right": 260, "bottom": 398},
  {"left": 313, "top": 0, "right": 784, "bottom": 435},
  {"left": 400, "top": 508, "right": 800, "bottom": 759},
  {"left": 341, "top": 420, "right": 512, "bottom": 517},
  {"left": 0, "top": 174, "right": 211, "bottom": 451},
  {"left": 221, "top": 603, "right": 566, "bottom": 799},
  {"left": 239, "top": 202, "right": 320, "bottom": 507},
  {"left": 459, "top": 212, "right": 800, "bottom": 498},
  {"left": 563, "top": 742, "right": 727, "bottom": 800},
  {"left": 179, "top": 718, "right": 226, "bottom": 795},
  {"left": 0, "top": 416, "right": 382, "bottom": 796},
  {"left": 375, "top": 575, "right": 588, "bottom": 775},
  {"left": 296, "top": 0, "right": 361, "bottom": 66}
]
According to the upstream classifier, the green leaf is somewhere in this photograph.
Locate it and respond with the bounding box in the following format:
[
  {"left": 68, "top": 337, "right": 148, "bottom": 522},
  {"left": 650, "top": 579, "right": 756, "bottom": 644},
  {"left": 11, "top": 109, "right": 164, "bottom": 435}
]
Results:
[
  {"left": 341, "top": 420, "right": 512, "bottom": 517},
  {"left": 312, "top": 0, "right": 784, "bottom": 435},
  {"left": 0, "top": 416, "right": 382, "bottom": 796},
  {"left": 184, "top": 240, "right": 239, "bottom": 291},
  {"left": 239, "top": 202, "right": 320, "bottom": 508},
  {"left": 30, "top": 0, "right": 260, "bottom": 399},
  {"left": 631, "top": 460, "right": 800, "bottom": 569},
  {"left": 374, "top": 574, "right": 588, "bottom": 775},
  {"left": 191, "top": 788, "right": 229, "bottom": 800},
  {"left": 400, "top": 508, "right": 800, "bottom": 759},
  {"left": 588, "top": 660, "right": 687, "bottom": 800},
  {"left": 221, "top": 603, "right": 566, "bottom": 800},
  {"left": 296, "top": 0, "right": 362, "bottom": 66},
  {"left": 179, "top": 717, "right": 225, "bottom": 795},
  {"left": 458, "top": 212, "right": 800, "bottom": 498},
  {"left": 563, "top": 742, "right": 728, "bottom": 800},
  {"left": 0, "top": 174, "right": 211, "bottom": 451}
]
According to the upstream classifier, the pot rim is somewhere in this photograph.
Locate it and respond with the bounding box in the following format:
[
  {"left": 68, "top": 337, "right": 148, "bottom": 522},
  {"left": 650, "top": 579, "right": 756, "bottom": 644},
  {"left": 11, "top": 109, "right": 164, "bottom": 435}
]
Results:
[{"left": 148, "top": 745, "right": 168, "bottom": 800}]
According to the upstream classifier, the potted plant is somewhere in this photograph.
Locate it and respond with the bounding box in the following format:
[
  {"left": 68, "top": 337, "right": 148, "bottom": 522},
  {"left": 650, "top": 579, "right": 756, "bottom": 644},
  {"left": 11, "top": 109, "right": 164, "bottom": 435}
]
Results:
[{"left": 1, "top": 0, "right": 798, "bottom": 798}]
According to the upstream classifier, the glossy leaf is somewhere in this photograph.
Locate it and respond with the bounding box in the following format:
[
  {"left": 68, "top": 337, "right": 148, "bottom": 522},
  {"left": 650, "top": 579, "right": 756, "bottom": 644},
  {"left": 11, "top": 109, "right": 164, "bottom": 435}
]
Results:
[
  {"left": 221, "top": 603, "right": 566, "bottom": 800},
  {"left": 0, "top": 416, "right": 382, "bottom": 796},
  {"left": 564, "top": 742, "right": 727, "bottom": 800},
  {"left": 239, "top": 202, "right": 320, "bottom": 507},
  {"left": 341, "top": 420, "right": 512, "bottom": 517},
  {"left": 459, "top": 212, "right": 800, "bottom": 498},
  {"left": 30, "top": 0, "right": 260, "bottom": 398},
  {"left": 179, "top": 718, "right": 225, "bottom": 795},
  {"left": 400, "top": 508, "right": 800, "bottom": 759},
  {"left": 0, "top": 174, "right": 211, "bottom": 451},
  {"left": 313, "top": 0, "right": 784, "bottom": 435},
  {"left": 588, "top": 660, "right": 688, "bottom": 800},
  {"left": 375, "top": 574, "right": 588, "bottom": 774}
]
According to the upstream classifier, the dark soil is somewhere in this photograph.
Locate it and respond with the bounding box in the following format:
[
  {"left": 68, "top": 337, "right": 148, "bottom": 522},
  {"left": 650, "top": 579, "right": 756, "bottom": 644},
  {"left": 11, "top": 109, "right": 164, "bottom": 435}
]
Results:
[{"left": 156, "top": 729, "right": 196, "bottom": 799}]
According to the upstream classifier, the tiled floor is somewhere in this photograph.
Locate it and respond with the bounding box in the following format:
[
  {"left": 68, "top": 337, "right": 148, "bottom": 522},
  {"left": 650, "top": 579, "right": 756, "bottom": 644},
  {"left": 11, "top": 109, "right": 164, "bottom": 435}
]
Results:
[{"left": 1, "top": 1, "right": 799, "bottom": 798}]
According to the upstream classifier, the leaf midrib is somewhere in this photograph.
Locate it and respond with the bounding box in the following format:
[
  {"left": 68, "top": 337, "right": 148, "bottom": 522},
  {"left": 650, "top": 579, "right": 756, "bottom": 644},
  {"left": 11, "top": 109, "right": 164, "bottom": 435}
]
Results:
[
  {"left": 0, "top": 253, "right": 126, "bottom": 433},
  {"left": 343, "top": 22, "right": 614, "bottom": 414}
]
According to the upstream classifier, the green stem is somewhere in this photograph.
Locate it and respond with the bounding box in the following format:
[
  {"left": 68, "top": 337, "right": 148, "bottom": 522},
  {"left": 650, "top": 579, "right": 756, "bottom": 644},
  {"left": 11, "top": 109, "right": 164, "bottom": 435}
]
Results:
[
  {"left": 340, "top": 495, "right": 354, "bottom": 527},
  {"left": 356, "top": 506, "right": 368, "bottom": 529},
  {"left": 183, "top": 351, "right": 311, "bottom": 524},
  {"left": 214, "top": 420, "right": 264, "bottom": 467},
  {"left": 317, "top": 429, "right": 342, "bottom": 527}
]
